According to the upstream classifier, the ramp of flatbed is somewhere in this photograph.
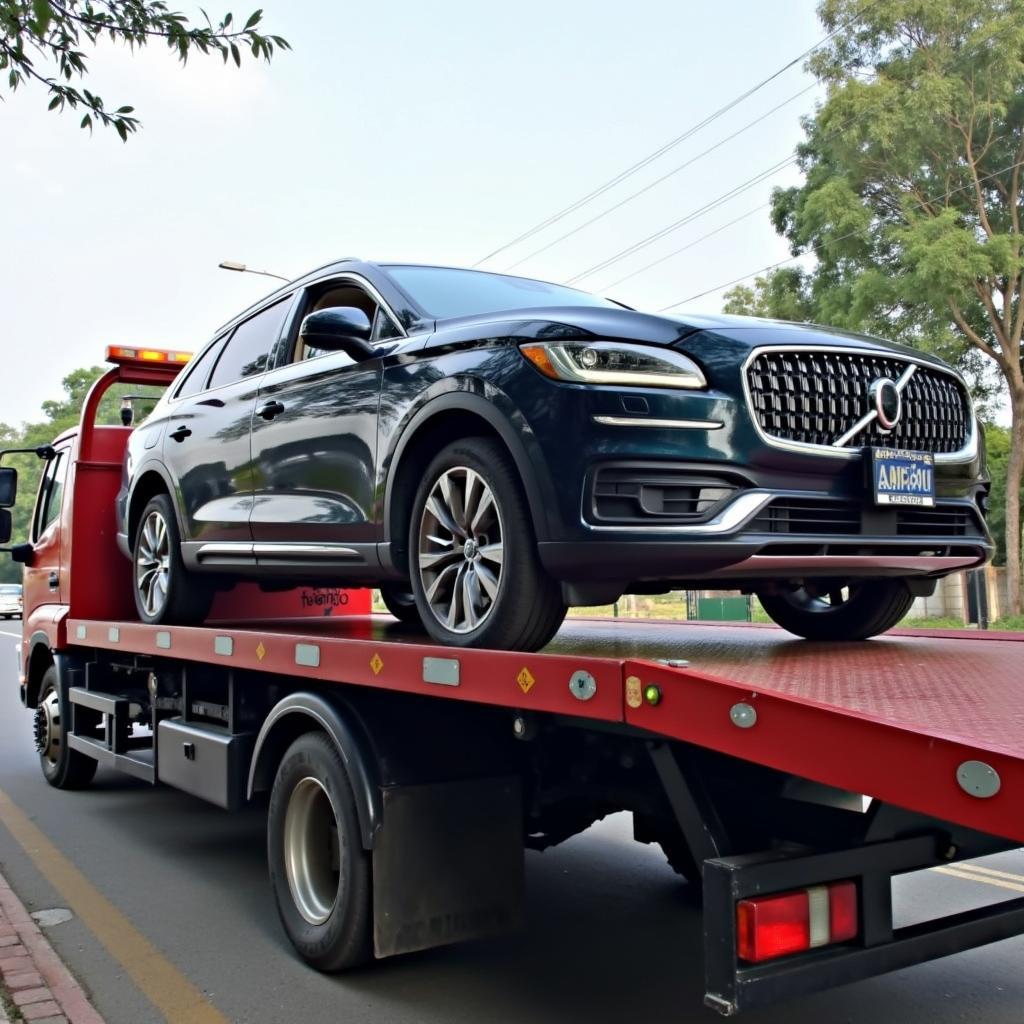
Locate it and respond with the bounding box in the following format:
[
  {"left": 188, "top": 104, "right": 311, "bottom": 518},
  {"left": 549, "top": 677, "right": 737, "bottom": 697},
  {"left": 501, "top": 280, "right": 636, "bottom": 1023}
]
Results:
[{"left": 67, "top": 615, "right": 1024, "bottom": 844}]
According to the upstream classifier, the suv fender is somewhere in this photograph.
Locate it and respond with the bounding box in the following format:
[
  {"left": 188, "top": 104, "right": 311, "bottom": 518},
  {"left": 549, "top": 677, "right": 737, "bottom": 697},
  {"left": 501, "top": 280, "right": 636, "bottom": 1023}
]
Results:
[{"left": 381, "top": 383, "right": 559, "bottom": 558}]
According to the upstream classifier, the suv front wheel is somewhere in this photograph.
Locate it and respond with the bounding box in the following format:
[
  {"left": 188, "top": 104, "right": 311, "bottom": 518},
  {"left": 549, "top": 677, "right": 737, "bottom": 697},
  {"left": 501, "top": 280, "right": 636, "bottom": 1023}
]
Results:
[
  {"left": 756, "top": 579, "right": 914, "bottom": 641},
  {"left": 409, "top": 437, "right": 566, "bottom": 651}
]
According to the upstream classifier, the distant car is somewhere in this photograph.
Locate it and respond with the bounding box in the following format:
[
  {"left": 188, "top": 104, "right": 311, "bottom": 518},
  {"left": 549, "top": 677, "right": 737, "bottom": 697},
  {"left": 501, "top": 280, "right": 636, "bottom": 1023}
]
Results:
[
  {"left": 0, "top": 583, "right": 23, "bottom": 619},
  {"left": 116, "top": 260, "right": 992, "bottom": 650}
]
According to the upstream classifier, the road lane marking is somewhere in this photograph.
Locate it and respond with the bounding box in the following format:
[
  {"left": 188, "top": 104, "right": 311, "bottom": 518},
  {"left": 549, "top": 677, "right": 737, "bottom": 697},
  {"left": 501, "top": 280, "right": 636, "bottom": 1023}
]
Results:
[
  {"left": 0, "top": 629, "right": 21, "bottom": 638},
  {"left": 0, "top": 787, "right": 229, "bottom": 1024},
  {"left": 933, "top": 865, "right": 1024, "bottom": 895},
  {"left": 943, "top": 862, "right": 1024, "bottom": 885}
]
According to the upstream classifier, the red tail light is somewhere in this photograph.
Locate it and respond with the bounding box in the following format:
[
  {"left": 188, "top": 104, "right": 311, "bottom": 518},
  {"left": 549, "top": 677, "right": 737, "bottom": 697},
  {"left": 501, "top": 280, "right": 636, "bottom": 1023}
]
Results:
[{"left": 736, "top": 881, "right": 858, "bottom": 963}]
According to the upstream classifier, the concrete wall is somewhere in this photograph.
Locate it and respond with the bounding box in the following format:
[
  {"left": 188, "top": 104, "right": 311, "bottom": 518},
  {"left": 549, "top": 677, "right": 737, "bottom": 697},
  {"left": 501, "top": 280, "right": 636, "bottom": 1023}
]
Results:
[{"left": 905, "top": 566, "right": 1009, "bottom": 623}]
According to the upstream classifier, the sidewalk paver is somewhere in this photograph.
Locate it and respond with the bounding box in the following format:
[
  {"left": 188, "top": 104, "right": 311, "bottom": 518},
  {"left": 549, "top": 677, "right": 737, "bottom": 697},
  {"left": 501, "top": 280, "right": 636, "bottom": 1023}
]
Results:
[{"left": 0, "top": 870, "right": 105, "bottom": 1024}]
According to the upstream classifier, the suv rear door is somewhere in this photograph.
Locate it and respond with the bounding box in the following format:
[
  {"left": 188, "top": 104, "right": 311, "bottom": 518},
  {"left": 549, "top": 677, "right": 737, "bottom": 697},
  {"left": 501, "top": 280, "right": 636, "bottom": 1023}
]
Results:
[{"left": 163, "top": 295, "right": 295, "bottom": 554}]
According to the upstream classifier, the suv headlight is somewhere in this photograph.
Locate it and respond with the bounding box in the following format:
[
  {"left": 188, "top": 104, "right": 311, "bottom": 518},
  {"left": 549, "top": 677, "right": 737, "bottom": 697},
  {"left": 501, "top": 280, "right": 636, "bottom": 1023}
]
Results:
[{"left": 519, "top": 341, "right": 706, "bottom": 389}]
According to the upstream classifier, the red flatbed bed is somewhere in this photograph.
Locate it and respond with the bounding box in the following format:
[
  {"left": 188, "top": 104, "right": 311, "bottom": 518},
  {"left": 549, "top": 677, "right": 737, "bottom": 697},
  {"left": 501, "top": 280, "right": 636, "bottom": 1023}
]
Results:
[{"left": 66, "top": 614, "right": 1024, "bottom": 846}]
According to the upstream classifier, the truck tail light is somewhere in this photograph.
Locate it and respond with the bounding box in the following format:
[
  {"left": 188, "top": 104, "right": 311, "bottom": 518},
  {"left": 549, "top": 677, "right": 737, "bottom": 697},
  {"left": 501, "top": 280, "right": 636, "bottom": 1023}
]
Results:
[{"left": 736, "top": 881, "right": 858, "bottom": 963}]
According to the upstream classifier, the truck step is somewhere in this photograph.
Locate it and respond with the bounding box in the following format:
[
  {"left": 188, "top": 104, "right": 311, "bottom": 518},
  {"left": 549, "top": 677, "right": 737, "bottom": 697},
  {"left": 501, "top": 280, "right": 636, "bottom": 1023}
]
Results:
[
  {"left": 67, "top": 735, "right": 155, "bottom": 784},
  {"left": 69, "top": 687, "right": 127, "bottom": 716}
]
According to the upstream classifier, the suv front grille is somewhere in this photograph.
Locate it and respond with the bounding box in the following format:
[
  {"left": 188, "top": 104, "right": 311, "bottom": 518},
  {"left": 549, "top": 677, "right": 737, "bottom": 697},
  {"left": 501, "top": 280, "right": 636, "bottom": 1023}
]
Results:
[{"left": 745, "top": 349, "right": 971, "bottom": 454}]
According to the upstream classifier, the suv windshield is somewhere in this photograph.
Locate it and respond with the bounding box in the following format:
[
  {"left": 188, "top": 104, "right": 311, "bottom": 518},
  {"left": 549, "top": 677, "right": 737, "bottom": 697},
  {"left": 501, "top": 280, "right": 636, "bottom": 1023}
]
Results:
[{"left": 385, "top": 265, "right": 620, "bottom": 320}]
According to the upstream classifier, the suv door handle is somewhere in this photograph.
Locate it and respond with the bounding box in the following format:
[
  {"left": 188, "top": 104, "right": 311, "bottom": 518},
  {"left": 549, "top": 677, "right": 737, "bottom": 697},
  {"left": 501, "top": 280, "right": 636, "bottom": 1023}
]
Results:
[
  {"left": 169, "top": 426, "right": 192, "bottom": 442},
  {"left": 48, "top": 570, "right": 59, "bottom": 590},
  {"left": 257, "top": 401, "right": 285, "bottom": 420}
]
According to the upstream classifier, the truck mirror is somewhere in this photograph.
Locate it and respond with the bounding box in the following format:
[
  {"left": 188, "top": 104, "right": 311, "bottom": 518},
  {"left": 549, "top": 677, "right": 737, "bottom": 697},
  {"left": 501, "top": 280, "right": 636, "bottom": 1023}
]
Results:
[
  {"left": 0, "top": 467, "right": 16, "bottom": 508},
  {"left": 0, "top": 509, "right": 11, "bottom": 544}
]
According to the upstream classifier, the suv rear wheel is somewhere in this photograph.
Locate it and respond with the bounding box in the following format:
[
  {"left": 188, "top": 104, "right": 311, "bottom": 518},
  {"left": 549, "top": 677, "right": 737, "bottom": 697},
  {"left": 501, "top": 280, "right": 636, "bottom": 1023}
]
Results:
[
  {"left": 756, "top": 579, "right": 914, "bottom": 640},
  {"left": 132, "top": 494, "right": 212, "bottom": 625},
  {"left": 409, "top": 437, "right": 566, "bottom": 650}
]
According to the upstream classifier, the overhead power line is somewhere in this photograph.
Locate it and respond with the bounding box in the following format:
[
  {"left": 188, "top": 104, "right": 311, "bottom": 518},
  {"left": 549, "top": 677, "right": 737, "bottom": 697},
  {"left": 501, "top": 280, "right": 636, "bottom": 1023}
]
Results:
[
  {"left": 502, "top": 84, "right": 816, "bottom": 273},
  {"left": 598, "top": 204, "right": 770, "bottom": 293},
  {"left": 657, "top": 159, "right": 1024, "bottom": 311},
  {"left": 564, "top": 155, "right": 797, "bottom": 285},
  {"left": 472, "top": 18, "right": 860, "bottom": 269}
]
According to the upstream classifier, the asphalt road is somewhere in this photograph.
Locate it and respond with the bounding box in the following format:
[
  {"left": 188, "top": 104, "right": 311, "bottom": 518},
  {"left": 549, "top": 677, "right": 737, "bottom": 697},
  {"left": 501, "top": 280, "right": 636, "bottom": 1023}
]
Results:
[{"left": 0, "top": 624, "right": 1022, "bottom": 1024}]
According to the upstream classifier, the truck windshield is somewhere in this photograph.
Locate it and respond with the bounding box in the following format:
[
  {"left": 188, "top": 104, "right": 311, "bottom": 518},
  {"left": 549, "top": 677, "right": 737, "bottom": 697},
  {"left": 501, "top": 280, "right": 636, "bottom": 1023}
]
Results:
[{"left": 384, "top": 265, "right": 620, "bottom": 320}]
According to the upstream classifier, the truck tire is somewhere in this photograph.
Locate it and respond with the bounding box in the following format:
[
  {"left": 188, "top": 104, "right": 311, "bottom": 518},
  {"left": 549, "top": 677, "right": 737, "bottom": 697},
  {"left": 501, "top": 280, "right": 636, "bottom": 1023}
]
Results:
[
  {"left": 132, "top": 494, "right": 212, "bottom": 625},
  {"left": 35, "top": 667, "right": 97, "bottom": 790},
  {"left": 378, "top": 584, "right": 422, "bottom": 627},
  {"left": 267, "top": 732, "right": 372, "bottom": 972},
  {"left": 408, "top": 437, "right": 567, "bottom": 651},
  {"left": 757, "top": 580, "right": 915, "bottom": 641}
]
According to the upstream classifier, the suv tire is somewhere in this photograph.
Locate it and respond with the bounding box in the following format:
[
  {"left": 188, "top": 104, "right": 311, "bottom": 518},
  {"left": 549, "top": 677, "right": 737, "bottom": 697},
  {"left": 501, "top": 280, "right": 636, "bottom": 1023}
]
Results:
[
  {"left": 408, "top": 437, "right": 566, "bottom": 650},
  {"left": 757, "top": 580, "right": 914, "bottom": 640},
  {"left": 378, "top": 584, "right": 422, "bottom": 627},
  {"left": 132, "top": 493, "right": 212, "bottom": 625}
]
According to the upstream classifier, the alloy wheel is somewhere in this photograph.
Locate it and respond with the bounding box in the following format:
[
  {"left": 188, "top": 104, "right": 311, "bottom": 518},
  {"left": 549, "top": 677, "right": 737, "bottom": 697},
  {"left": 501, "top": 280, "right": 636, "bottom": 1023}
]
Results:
[
  {"left": 417, "top": 466, "right": 504, "bottom": 634},
  {"left": 136, "top": 509, "right": 170, "bottom": 618}
]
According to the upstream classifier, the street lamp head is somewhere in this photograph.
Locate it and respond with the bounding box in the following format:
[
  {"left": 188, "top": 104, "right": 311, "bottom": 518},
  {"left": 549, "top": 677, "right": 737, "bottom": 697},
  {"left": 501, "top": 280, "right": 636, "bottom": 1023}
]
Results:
[{"left": 217, "top": 259, "right": 290, "bottom": 283}]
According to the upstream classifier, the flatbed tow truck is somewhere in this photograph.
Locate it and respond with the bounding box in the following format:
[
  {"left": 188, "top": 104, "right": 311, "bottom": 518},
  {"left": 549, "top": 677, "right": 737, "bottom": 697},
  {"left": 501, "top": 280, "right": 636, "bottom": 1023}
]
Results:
[{"left": 1, "top": 348, "right": 1022, "bottom": 1016}]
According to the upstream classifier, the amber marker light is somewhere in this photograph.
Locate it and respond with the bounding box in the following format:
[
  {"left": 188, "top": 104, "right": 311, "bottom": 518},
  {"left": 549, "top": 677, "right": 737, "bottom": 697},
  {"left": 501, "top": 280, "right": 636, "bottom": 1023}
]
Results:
[{"left": 519, "top": 345, "right": 560, "bottom": 379}]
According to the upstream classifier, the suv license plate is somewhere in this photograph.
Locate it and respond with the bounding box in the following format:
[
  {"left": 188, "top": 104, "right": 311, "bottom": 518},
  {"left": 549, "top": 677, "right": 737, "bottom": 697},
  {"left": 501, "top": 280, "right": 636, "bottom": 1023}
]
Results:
[{"left": 869, "top": 448, "right": 935, "bottom": 507}]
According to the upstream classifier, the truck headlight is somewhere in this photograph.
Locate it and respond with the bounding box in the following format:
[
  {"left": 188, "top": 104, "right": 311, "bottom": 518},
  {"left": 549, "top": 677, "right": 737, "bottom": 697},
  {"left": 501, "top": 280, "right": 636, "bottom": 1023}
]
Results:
[{"left": 519, "top": 341, "right": 706, "bottom": 389}]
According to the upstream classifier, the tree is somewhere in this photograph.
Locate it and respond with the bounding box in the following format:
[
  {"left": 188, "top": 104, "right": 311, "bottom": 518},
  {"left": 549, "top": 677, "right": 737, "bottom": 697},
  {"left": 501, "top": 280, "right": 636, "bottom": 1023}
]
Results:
[
  {"left": 0, "top": 1, "right": 289, "bottom": 139},
  {"left": 727, "top": 0, "right": 1024, "bottom": 613},
  {"left": 0, "top": 367, "right": 160, "bottom": 583}
]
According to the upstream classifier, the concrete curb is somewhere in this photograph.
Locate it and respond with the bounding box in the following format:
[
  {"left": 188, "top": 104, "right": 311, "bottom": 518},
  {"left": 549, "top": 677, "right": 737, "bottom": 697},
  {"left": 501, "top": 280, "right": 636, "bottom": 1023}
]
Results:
[{"left": 0, "top": 870, "right": 104, "bottom": 1024}]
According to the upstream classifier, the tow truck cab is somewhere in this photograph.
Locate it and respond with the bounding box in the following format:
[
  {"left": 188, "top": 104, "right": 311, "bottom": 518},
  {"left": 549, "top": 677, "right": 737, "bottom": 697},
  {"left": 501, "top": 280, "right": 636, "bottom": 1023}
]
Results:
[{"left": 1, "top": 347, "right": 1023, "bottom": 1016}]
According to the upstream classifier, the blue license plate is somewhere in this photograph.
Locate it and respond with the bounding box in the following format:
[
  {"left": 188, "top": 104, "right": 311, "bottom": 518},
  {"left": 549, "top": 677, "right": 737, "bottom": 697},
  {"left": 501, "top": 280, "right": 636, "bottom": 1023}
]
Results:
[{"left": 869, "top": 448, "right": 935, "bottom": 507}]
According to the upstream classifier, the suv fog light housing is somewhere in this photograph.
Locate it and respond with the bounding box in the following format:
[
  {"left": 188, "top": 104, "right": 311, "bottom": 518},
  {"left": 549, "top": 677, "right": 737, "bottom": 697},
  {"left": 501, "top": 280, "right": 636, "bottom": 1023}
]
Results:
[{"left": 520, "top": 341, "right": 706, "bottom": 389}]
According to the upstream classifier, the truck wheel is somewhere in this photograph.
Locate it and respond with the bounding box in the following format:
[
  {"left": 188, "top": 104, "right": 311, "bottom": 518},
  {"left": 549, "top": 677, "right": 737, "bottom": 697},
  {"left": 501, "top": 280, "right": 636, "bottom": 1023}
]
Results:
[
  {"left": 378, "top": 584, "right": 422, "bottom": 627},
  {"left": 408, "top": 437, "right": 567, "bottom": 651},
  {"left": 756, "top": 580, "right": 914, "bottom": 641},
  {"left": 267, "top": 732, "right": 372, "bottom": 971},
  {"left": 35, "top": 667, "right": 97, "bottom": 790},
  {"left": 132, "top": 494, "right": 212, "bottom": 625}
]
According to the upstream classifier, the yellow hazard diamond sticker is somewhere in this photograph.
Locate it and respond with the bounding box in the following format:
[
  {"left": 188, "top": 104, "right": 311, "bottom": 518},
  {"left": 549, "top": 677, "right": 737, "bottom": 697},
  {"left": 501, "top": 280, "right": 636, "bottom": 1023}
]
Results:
[
  {"left": 370, "top": 653, "right": 384, "bottom": 676},
  {"left": 625, "top": 675, "right": 643, "bottom": 709},
  {"left": 256, "top": 641, "right": 266, "bottom": 662},
  {"left": 516, "top": 667, "right": 536, "bottom": 694}
]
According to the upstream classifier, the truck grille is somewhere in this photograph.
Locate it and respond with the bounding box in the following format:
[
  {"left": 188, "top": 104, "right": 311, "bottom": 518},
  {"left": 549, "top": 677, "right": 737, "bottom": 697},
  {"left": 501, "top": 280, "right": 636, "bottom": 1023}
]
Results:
[{"left": 745, "top": 349, "right": 971, "bottom": 454}]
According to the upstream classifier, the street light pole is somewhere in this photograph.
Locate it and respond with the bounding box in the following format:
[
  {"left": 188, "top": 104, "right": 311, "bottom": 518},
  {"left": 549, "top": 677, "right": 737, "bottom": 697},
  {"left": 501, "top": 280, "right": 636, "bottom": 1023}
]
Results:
[{"left": 217, "top": 260, "right": 290, "bottom": 283}]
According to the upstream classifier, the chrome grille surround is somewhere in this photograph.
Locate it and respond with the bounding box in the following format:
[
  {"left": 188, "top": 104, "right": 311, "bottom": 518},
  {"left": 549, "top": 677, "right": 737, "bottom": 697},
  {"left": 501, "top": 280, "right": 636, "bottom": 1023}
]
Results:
[{"left": 742, "top": 345, "right": 977, "bottom": 462}]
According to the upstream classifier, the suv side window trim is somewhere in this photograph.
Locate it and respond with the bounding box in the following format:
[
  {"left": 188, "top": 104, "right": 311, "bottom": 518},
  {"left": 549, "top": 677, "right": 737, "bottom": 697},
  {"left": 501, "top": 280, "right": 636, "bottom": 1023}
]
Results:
[
  {"left": 170, "top": 334, "right": 230, "bottom": 402},
  {"left": 205, "top": 294, "right": 296, "bottom": 392}
]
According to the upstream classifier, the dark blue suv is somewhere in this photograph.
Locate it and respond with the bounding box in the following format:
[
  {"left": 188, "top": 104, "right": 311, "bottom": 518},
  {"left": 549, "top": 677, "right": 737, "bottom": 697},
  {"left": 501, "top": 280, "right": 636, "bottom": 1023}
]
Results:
[{"left": 116, "top": 260, "right": 992, "bottom": 649}]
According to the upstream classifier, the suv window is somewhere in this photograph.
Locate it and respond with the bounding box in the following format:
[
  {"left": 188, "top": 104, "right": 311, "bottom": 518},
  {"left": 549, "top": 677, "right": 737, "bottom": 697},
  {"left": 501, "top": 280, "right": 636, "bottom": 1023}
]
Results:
[
  {"left": 175, "top": 337, "right": 226, "bottom": 399},
  {"left": 209, "top": 298, "right": 291, "bottom": 388},
  {"left": 34, "top": 450, "right": 69, "bottom": 540}
]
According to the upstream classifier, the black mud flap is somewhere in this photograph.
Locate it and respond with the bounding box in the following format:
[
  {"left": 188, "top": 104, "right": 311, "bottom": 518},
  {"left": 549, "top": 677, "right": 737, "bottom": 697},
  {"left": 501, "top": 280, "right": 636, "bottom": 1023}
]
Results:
[{"left": 372, "top": 775, "right": 524, "bottom": 958}]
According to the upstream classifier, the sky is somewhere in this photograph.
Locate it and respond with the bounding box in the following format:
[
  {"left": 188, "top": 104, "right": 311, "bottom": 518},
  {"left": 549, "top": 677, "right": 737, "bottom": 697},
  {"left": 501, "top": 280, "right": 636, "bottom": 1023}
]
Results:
[{"left": 1, "top": 0, "right": 826, "bottom": 427}]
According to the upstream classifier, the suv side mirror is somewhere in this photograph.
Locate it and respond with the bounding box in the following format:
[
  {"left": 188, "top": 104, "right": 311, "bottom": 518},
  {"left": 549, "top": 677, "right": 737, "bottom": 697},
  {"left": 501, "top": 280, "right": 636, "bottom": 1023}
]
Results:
[
  {"left": 0, "top": 467, "right": 16, "bottom": 508},
  {"left": 0, "top": 509, "right": 10, "bottom": 544},
  {"left": 299, "top": 307, "right": 375, "bottom": 361}
]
